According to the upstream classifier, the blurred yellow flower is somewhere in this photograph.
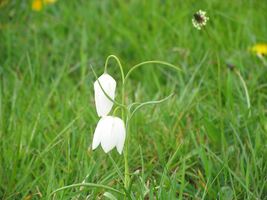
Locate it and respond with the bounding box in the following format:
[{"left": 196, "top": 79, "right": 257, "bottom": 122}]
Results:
[
  {"left": 31, "top": 0, "right": 57, "bottom": 11},
  {"left": 250, "top": 43, "right": 267, "bottom": 56},
  {"left": 32, "top": 0, "right": 42, "bottom": 11}
]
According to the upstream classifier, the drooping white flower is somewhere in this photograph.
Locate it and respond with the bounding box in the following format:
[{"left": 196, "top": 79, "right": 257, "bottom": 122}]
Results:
[
  {"left": 92, "top": 116, "right": 126, "bottom": 154},
  {"left": 94, "top": 73, "right": 116, "bottom": 117}
]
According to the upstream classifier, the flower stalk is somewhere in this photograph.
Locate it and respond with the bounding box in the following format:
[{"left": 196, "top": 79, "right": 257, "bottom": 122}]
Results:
[
  {"left": 121, "top": 73, "right": 130, "bottom": 190},
  {"left": 104, "top": 55, "right": 130, "bottom": 189}
]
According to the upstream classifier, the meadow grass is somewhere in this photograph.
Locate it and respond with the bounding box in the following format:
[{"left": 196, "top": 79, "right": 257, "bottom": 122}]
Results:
[{"left": 0, "top": 0, "right": 267, "bottom": 199}]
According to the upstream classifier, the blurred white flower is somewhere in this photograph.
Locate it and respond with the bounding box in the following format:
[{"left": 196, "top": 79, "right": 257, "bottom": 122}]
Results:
[
  {"left": 92, "top": 116, "right": 126, "bottom": 154},
  {"left": 192, "top": 10, "right": 209, "bottom": 30},
  {"left": 94, "top": 73, "right": 116, "bottom": 117}
]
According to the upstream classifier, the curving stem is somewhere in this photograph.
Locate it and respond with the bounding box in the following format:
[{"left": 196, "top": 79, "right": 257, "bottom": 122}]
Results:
[{"left": 104, "top": 55, "right": 130, "bottom": 193}]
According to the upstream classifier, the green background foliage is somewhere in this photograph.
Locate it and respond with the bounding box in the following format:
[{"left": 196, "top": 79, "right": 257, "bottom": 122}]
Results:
[{"left": 0, "top": 0, "right": 267, "bottom": 199}]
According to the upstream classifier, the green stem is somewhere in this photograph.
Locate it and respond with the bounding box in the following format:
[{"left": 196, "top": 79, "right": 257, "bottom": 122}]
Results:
[
  {"left": 104, "top": 55, "right": 125, "bottom": 84},
  {"left": 104, "top": 55, "right": 129, "bottom": 194},
  {"left": 124, "top": 60, "right": 181, "bottom": 83},
  {"left": 122, "top": 83, "right": 130, "bottom": 192},
  {"left": 124, "top": 136, "right": 130, "bottom": 189}
]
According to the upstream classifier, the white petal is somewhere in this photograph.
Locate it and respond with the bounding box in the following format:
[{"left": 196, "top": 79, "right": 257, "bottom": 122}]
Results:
[
  {"left": 92, "top": 117, "right": 106, "bottom": 150},
  {"left": 100, "top": 116, "right": 117, "bottom": 153},
  {"left": 113, "top": 117, "right": 126, "bottom": 154},
  {"left": 94, "top": 73, "right": 116, "bottom": 117}
]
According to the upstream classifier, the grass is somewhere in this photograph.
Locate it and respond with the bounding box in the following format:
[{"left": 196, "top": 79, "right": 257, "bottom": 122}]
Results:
[{"left": 1, "top": 0, "right": 267, "bottom": 199}]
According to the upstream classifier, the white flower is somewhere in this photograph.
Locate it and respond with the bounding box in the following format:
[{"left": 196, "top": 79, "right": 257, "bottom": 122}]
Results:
[
  {"left": 94, "top": 73, "right": 116, "bottom": 117},
  {"left": 92, "top": 116, "right": 126, "bottom": 154},
  {"left": 192, "top": 10, "right": 209, "bottom": 30}
]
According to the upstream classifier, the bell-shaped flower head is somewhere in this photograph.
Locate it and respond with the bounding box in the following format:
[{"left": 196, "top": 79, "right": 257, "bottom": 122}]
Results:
[
  {"left": 94, "top": 73, "right": 116, "bottom": 117},
  {"left": 92, "top": 116, "right": 126, "bottom": 154}
]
